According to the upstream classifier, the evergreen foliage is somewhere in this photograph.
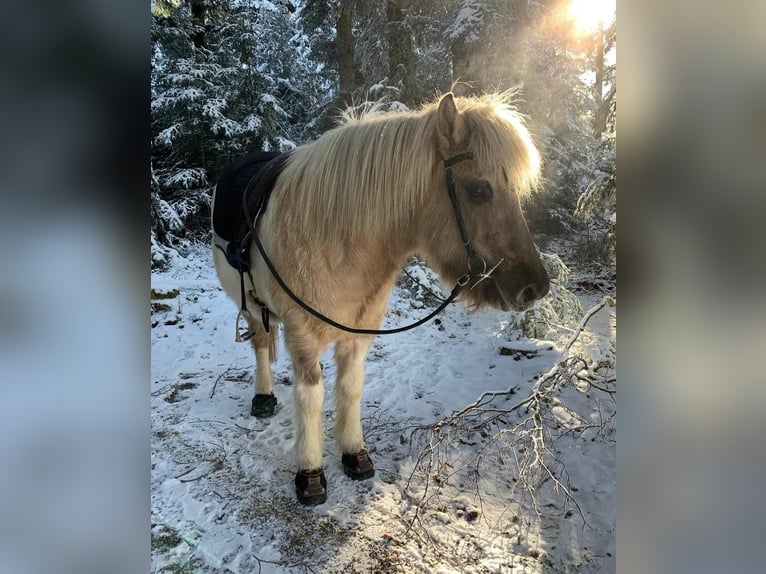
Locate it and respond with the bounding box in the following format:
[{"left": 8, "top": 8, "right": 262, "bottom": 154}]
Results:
[
  {"left": 150, "top": 0, "right": 616, "bottom": 272},
  {"left": 151, "top": 0, "right": 321, "bottom": 266}
]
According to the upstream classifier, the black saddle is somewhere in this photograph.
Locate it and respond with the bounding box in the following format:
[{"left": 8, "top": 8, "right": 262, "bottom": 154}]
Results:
[{"left": 213, "top": 151, "right": 290, "bottom": 271}]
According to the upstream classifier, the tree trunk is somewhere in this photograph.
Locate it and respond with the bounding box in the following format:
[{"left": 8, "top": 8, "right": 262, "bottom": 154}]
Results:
[
  {"left": 450, "top": 36, "right": 481, "bottom": 96},
  {"left": 386, "top": 0, "right": 415, "bottom": 104},
  {"left": 336, "top": 0, "right": 356, "bottom": 106},
  {"left": 592, "top": 22, "right": 606, "bottom": 138},
  {"left": 190, "top": 0, "right": 208, "bottom": 52}
]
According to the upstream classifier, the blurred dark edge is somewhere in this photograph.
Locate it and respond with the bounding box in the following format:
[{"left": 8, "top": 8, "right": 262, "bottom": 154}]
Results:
[
  {"left": 0, "top": 1, "right": 149, "bottom": 574},
  {"left": 620, "top": 1, "right": 766, "bottom": 573},
  {"left": 1, "top": 0, "right": 765, "bottom": 573}
]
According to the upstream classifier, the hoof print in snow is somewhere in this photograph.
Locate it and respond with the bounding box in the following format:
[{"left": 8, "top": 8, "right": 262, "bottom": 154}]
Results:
[
  {"left": 342, "top": 449, "right": 375, "bottom": 481},
  {"left": 251, "top": 393, "right": 278, "bottom": 418},
  {"left": 295, "top": 468, "right": 327, "bottom": 505}
]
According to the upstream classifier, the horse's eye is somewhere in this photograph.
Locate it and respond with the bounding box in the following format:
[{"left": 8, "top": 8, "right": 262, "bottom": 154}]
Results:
[{"left": 466, "top": 180, "right": 492, "bottom": 202}]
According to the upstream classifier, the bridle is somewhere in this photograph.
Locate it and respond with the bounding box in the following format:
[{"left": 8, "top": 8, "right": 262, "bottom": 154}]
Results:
[
  {"left": 443, "top": 151, "right": 489, "bottom": 281},
  {"left": 239, "top": 151, "right": 496, "bottom": 337}
]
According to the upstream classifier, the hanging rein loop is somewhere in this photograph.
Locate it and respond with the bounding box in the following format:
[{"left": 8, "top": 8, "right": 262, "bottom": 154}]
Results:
[{"left": 242, "top": 151, "right": 483, "bottom": 336}]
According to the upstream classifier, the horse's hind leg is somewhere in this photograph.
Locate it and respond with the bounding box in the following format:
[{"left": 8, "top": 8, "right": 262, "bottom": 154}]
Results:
[
  {"left": 249, "top": 319, "right": 279, "bottom": 418},
  {"left": 334, "top": 337, "right": 375, "bottom": 481}
]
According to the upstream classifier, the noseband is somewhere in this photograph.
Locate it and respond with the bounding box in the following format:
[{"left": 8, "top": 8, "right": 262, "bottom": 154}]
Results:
[{"left": 241, "top": 151, "right": 490, "bottom": 336}]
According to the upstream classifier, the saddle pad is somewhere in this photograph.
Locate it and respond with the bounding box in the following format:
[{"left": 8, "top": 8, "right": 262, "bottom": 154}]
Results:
[{"left": 212, "top": 151, "right": 285, "bottom": 244}]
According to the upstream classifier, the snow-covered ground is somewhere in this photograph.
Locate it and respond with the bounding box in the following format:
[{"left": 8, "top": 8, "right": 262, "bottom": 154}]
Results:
[{"left": 151, "top": 245, "right": 615, "bottom": 573}]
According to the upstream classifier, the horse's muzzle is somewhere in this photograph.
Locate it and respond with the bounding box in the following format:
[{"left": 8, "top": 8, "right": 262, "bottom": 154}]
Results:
[
  {"left": 497, "top": 262, "right": 550, "bottom": 311},
  {"left": 514, "top": 278, "right": 550, "bottom": 310}
]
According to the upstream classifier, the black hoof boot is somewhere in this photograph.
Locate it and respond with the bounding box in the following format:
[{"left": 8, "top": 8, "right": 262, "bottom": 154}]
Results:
[
  {"left": 251, "top": 393, "right": 277, "bottom": 418},
  {"left": 295, "top": 468, "right": 327, "bottom": 506},
  {"left": 342, "top": 449, "right": 375, "bottom": 481}
]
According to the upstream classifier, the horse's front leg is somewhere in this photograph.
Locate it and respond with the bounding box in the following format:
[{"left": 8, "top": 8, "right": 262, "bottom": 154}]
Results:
[
  {"left": 248, "top": 319, "right": 278, "bottom": 418},
  {"left": 284, "top": 328, "right": 328, "bottom": 505},
  {"left": 334, "top": 337, "right": 375, "bottom": 481}
]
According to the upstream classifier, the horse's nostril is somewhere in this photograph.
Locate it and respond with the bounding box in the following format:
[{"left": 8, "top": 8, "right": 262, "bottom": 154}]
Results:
[{"left": 520, "top": 285, "right": 538, "bottom": 305}]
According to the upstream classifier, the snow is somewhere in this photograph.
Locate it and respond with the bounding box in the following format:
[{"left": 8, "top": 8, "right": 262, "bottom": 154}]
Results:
[
  {"left": 242, "top": 113, "right": 263, "bottom": 132},
  {"left": 445, "top": 2, "right": 485, "bottom": 42},
  {"left": 156, "top": 124, "right": 179, "bottom": 146},
  {"left": 163, "top": 168, "right": 208, "bottom": 190},
  {"left": 202, "top": 98, "right": 228, "bottom": 120},
  {"left": 276, "top": 137, "right": 297, "bottom": 151},
  {"left": 152, "top": 247, "right": 615, "bottom": 572}
]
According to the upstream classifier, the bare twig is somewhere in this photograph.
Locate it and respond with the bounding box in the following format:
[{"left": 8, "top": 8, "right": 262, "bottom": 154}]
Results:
[
  {"left": 210, "top": 364, "right": 248, "bottom": 398},
  {"left": 564, "top": 295, "right": 615, "bottom": 351}
]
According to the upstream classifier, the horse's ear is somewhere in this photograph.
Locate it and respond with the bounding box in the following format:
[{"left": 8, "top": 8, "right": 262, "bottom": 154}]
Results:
[{"left": 436, "top": 93, "right": 465, "bottom": 151}]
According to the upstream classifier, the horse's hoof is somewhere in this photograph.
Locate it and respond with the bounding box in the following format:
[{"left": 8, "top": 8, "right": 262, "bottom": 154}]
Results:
[
  {"left": 295, "top": 468, "right": 327, "bottom": 506},
  {"left": 251, "top": 393, "right": 277, "bottom": 418},
  {"left": 342, "top": 449, "right": 375, "bottom": 481}
]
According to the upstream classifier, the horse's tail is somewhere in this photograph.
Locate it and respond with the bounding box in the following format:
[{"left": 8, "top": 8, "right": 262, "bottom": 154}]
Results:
[{"left": 268, "top": 324, "right": 279, "bottom": 363}]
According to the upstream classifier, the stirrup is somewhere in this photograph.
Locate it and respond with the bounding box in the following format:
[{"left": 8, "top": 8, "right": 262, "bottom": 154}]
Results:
[{"left": 235, "top": 308, "right": 256, "bottom": 342}]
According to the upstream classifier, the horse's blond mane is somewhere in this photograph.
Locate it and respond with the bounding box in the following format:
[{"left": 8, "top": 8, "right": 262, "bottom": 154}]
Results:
[{"left": 274, "top": 94, "right": 539, "bottom": 243}]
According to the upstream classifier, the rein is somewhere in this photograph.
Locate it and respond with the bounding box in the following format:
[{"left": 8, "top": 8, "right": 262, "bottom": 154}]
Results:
[{"left": 241, "top": 151, "right": 484, "bottom": 336}]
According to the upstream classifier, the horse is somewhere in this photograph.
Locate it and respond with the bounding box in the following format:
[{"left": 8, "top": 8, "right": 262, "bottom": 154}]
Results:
[{"left": 212, "top": 93, "right": 550, "bottom": 505}]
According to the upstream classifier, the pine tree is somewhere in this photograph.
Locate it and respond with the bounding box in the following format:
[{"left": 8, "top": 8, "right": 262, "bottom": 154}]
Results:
[{"left": 150, "top": 0, "right": 321, "bottom": 264}]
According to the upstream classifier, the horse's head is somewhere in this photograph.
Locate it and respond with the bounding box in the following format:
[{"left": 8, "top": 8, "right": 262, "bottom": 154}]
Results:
[{"left": 418, "top": 93, "right": 550, "bottom": 312}]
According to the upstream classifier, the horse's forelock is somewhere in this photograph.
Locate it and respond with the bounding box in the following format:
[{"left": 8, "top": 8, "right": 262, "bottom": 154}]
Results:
[{"left": 459, "top": 99, "right": 541, "bottom": 198}]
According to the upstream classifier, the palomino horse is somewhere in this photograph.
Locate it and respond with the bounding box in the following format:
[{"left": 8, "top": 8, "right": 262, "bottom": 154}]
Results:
[{"left": 212, "top": 93, "right": 549, "bottom": 505}]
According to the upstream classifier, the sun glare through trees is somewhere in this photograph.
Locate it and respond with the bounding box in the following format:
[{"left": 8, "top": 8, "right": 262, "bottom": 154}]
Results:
[{"left": 567, "top": 0, "right": 616, "bottom": 33}]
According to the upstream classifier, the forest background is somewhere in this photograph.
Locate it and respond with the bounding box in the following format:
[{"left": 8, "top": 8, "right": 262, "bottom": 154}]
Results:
[{"left": 150, "top": 0, "right": 616, "bottom": 272}]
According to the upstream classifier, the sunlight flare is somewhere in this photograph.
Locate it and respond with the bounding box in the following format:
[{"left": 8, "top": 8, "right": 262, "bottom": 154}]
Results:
[{"left": 567, "top": 0, "right": 615, "bottom": 33}]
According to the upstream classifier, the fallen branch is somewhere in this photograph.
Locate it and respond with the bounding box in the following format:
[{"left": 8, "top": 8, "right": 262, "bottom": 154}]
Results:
[{"left": 400, "top": 296, "right": 617, "bottom": 560}]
